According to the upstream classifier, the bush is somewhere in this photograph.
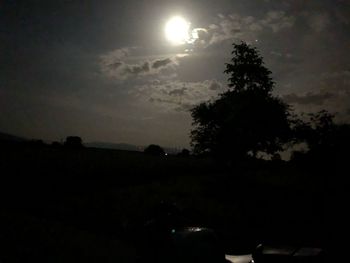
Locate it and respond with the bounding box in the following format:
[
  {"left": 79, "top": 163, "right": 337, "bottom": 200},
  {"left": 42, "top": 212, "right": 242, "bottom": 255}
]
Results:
[
  {"left": 144, "top": 144, "right": 165, "bottom": 156},
  {"left": 64, "top": 136, "right": 83, "bottom": 148}
]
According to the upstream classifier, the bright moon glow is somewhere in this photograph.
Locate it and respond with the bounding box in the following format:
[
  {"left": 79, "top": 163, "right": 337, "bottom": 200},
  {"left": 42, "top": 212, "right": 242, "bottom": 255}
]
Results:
[{"left": 165, "top": 16, "right": 191, "bottom": 45}]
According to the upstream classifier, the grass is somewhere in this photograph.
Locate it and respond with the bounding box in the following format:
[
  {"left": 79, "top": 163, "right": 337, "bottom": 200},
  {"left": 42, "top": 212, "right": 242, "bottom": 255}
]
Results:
[{"left": 0, "top": 145, "right": 328, "bottom": 261}]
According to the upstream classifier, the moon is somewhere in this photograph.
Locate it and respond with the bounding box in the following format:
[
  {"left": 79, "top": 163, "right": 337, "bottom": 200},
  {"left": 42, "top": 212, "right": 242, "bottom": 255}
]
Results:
[{"left": 165, "top": 16, "right": 191, "bottom": 45}]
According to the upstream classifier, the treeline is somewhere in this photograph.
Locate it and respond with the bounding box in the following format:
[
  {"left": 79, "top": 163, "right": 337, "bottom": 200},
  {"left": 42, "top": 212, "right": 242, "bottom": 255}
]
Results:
[{"left": 0, "top": 136, "right": 84, "bottom": 149}]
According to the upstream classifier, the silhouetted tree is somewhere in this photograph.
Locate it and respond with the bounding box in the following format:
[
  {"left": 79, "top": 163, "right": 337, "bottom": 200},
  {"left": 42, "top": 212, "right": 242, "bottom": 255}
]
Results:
[
  {"left": 191, "top": 42, "right": 292, "bottom": 161},
  {"left": 144, "top": 144, "right": 165, "bottom": 156},
  {"left": 28, "top": 139, "right": 46, "bottom": 147},
  {"left": 51, "top": 141, "right": 62, "bottom": 148},
  {"left": 178, "top": 148, "right": 190, "bottom": 157},
  {"left": 64, "top": 136, "right": 83, "bottom": 148},
  {"left": 293, "top": 110, "right": 350, "bottom": 162}
]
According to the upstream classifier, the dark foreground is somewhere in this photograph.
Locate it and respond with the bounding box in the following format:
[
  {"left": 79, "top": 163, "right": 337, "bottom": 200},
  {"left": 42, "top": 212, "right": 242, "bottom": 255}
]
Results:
[{"left": 0, "top": 144, "right": 344, "bottom": 262}]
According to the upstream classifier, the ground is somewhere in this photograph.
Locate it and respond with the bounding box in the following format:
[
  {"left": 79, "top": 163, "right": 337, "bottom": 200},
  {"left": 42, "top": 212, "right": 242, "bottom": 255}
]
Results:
[{"left": 0, "top": 145, "right": 329, "bottom": 262}]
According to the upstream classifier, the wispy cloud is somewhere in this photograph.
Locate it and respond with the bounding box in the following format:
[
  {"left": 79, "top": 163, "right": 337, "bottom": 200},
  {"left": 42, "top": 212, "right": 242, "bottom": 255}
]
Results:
[
  {"left": 306, "top": 12, "right": 330, "bottom": 32},
  {"left": 100, "top": 48, "right": 181, "bottom": 80},
  {"left": 133, "top": 79, "right": 225, "bottom": 112},
  {"left": 283, "top": 92, "right": 334, "bottom": 106},
  {"left": 283, "top": 70, "right": 350, "bottom": 122},
  {"left": 190, "top": 11, "right": 295, "bottom": 48}
]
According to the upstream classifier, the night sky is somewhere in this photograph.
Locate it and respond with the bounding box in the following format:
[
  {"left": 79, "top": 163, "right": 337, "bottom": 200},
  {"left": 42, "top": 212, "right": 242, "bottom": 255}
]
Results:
[{"left": 1, "top": 0, "right": 349, "bottom": 148}]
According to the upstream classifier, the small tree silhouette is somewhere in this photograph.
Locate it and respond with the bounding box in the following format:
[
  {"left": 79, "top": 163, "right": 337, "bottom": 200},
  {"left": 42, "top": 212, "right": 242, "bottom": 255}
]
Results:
[
  {"left": 64, "top": 136, "right": 83, "bottom": 148},
  {"left": 178, "top": 148, "right": 190, "bottom": 157},
  {"left": 144, "top": 144, "right": 165, "bottom": 156}
]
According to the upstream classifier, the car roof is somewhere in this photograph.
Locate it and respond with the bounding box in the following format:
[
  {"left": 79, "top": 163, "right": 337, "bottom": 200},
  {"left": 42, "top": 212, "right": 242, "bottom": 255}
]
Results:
[{"left": 255, "top": 244, "right": 323, "bottom": 257}]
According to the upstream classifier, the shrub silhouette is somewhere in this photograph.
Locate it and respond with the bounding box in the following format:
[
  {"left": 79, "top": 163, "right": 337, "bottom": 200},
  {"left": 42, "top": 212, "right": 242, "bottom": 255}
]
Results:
[
  {"left": 144, "top": 144, "right": 165, "bottom": 156},
  {"left": 178, "top": 148, "right": 190, "bottom": 157},
  {"left": 64, "top": 136, "right": 83, "bottom": 148}
]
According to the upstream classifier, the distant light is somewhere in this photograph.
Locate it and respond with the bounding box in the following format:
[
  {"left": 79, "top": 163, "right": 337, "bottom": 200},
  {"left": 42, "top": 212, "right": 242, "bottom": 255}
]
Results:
[
  {"left": 165, "top": 153, "right": 168, "bottom": 156},
  {"left": 189, "top": 227, "right": 202, "bottom": 232}
]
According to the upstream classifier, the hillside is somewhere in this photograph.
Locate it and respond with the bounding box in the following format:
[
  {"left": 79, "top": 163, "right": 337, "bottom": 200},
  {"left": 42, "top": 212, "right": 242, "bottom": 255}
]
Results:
[{"left": 0, "top": 131, "right": 27, "bottom": 142}]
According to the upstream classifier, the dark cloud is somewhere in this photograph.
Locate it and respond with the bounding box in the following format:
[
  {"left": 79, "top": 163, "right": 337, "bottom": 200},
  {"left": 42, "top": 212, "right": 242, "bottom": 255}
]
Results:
[
  {"left": 136, "top": 79, "right": 225, "bottom": 112},
  {"left": 169, "top": 87, "right": 187, "bottom": 96},
  {"left": 174, "top": 103, "right": 194, "bottom": 112},
  {"left": 152, "top": 58, "right": 173, "bottom": 69},
  {"left": 283, "top": 92, "right": 334, "bottom": 106},
  {"left": 126, "top": 62, "right": 150, "bottom": 74},
  {"left": 190, "top": 28, "right": 211, "bottom": 48},
  {"left": 109, "top": 62, "right": 123, "bottom": 69},
  {"left": 100, "top": 48, "right": 179, "bottom": 80},
  {"left": 282, "top": 70, "right": 350, "bottom": 122},
  {"left": 208, "top": 80, "right": 222, "bottom": 90}
]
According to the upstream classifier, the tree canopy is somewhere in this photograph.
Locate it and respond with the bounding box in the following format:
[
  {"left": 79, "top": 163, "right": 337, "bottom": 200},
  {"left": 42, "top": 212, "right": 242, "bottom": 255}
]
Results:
[
  {"left": 190, "top": 42, "right": 292, "bottom": 161},
  {"left": 144, "top": 144, "right": 165, "bottom": 156},
  {"left": 64, "top": 136, "right": 83, "bottom": 148},
  {"left": 224, "top": 42, "right": 274, "bottom": 94}
]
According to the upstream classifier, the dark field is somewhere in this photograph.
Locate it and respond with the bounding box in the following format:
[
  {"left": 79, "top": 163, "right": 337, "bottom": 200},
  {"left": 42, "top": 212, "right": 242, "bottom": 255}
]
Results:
[{"left": 0, "top": 145, "right": 338, "bottom": 262}]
